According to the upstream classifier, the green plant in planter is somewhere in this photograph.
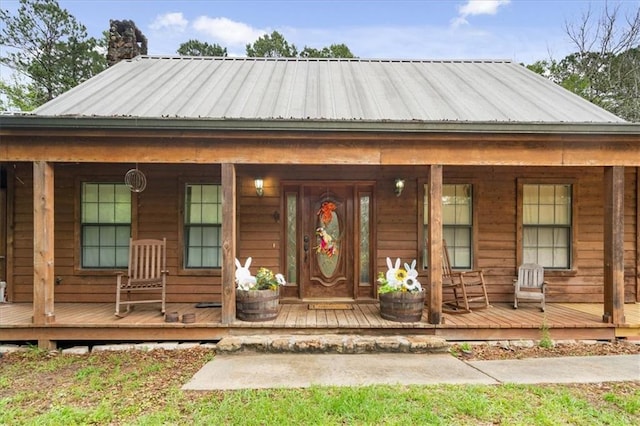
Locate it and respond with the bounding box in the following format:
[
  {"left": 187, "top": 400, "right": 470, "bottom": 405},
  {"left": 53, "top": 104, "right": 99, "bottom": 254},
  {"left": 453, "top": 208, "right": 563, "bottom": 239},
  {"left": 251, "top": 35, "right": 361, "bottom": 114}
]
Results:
[{"left": 235, "top": 257, "right": 286, "bottom": 291}]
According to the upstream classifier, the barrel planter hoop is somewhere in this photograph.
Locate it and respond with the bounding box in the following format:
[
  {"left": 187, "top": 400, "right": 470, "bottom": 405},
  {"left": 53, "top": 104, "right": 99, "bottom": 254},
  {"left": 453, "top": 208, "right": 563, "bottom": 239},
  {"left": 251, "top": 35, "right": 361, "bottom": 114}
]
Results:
[
  {"left": 236, "top": 289, "right": 280, "bottom": 321},
  {"left": 379, "top": 291, "right": 425, "bottom": 322}
]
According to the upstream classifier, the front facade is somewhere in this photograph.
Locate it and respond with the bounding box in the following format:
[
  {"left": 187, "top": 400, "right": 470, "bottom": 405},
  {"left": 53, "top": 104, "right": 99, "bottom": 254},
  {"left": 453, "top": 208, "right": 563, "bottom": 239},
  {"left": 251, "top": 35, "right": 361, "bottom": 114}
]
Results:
[{"left": 1, "top": 57, "right": 639, "bottom": 341}]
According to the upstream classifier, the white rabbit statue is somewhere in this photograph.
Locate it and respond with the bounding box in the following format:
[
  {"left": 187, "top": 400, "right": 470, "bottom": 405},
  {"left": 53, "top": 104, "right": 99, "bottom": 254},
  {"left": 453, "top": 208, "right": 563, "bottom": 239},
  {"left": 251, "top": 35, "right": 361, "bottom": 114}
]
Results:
[
  {"left": 404, "top": 259, "right": 423, "bottom": 292},
  {"left": 404, "top": 259, "right": 418, "bottom": 280},
  {"left": 235, "top": 257, "right": 256, "bottom": 291},
  {"left": 386, "top": 257, "right": 402, "bottom": 287}
]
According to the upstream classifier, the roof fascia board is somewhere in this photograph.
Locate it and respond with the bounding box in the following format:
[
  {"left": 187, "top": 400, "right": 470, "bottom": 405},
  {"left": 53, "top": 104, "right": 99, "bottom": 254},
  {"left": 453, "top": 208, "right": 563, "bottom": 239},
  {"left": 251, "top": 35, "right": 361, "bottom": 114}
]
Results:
[{"left": 1, "top": 115, "right": 639, "bottom": 135}]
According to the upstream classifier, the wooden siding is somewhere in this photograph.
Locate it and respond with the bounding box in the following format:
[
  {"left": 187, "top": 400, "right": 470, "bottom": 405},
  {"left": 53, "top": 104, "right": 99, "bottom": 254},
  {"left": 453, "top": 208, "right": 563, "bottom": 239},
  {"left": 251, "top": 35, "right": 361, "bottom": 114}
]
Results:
[{"left": 4, "top": 163, "right": 638, "bottom": 304}]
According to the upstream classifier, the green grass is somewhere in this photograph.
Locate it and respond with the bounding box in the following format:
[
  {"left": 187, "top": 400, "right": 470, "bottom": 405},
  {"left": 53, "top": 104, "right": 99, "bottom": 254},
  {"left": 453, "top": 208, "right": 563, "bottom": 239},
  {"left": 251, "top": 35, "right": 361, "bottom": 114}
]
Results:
[{"left": 0, "top": 348, "right": 638, "bottom": 425}]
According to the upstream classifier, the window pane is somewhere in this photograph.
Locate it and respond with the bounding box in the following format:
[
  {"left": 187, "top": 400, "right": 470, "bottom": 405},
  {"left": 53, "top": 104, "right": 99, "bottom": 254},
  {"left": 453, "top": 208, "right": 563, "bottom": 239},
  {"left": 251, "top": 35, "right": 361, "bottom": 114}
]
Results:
[
  {"left": 100, "top": 207, "right": 115, "bottom": 223},
  {"left": 115, "top": 185, "right": 130, "bottom": 202},
  {"left": 83, "top": 248, "right": 100, "bottom": 266},
  {"left": 202, "top": 248, "right": 217, "bottom": 267},
  {"left": 443, "top": 204, "right": 456, "bottom": 224},
  {"left": 202, "top": 204, "right": 217, "bottom": 223},
  {"left": 83, "top": 184, "right": 98, "bottom": 202},
  {"left": 360, "top": 195, "right": 370, "bottom": 284},
  {"left": 116, "top": 247, "right": 129, "bottom": 266},
  {"left": 83, "top": 226, "right": 99, "bottom": 245},
  {"left": 83, "top": 203, "right": 98, "bottom": 223},
  {"left": 186, "top": 248, "right": 202, "bottom": 268},
  {"left": 115, "top": 202, "right": 131, "bottom": 222},
  {"left": 201, "top": 185, "right": 217, "bottom": 202},
  {"left": 100, "top": 248, "right": 116, "bottom": 267},
  {"left": 538, "top": 205, "right": 554, "bottom": 224},
  {"left": 188, "top": 227, "right": 202, "bottom": 246},
  {"left": 537, "top": 247, "right": 554, "bottom": 267},
  {"left": 116, "top": 227, "right": 130, "bottom": 245},
  {"left": 98, "top": 184, "right": 114, "bottom": 203},
  {"left": 555, "top": 204, "right": 570, "bottom": 225},
  {"left": 538, "top": 228, "right": 553, "bottom": 247},
  {"left": 523, "top": 185, "right": 538, "bottom": 204},
  {"left": 286, "top": 193, "right": 297, "bottom": 283},
  {"left": 100, "top": 227, "right": 116, "bottom": 246}
]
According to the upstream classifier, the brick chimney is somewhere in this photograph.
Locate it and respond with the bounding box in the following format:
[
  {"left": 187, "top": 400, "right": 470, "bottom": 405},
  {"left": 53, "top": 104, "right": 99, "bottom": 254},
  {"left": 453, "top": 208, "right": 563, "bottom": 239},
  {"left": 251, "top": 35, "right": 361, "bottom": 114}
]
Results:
[{"left": 107, "top": 20, "right": 148, "bottom": 66}]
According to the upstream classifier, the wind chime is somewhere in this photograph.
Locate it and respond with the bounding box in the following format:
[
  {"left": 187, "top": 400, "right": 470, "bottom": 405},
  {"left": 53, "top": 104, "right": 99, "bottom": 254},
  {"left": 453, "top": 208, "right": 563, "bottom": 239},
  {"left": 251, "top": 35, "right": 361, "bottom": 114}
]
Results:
[{"left": 124, "top": 163, "right": 147, "bottom": 193}]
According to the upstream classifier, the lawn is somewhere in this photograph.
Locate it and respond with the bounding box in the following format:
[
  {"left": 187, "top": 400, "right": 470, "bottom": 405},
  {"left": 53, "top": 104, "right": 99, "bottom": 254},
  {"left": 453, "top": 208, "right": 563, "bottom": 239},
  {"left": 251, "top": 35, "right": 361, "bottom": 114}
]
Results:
[{"left": 1, "top": 346, "right": 638, "bottom": 425}]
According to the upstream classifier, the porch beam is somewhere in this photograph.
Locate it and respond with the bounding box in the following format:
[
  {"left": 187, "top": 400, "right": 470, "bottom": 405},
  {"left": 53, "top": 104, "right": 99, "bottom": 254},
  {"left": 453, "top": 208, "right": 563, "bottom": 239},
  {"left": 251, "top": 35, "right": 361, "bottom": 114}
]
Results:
[
  {"left": 33, "top": 161, "right": 55, "bottom": 327},
  {"left": 427, "top": 165, "right": 443, "bottom": 324},
  {"left": 3, "top": 135, "right": 640, "bottom": 168},
  {"left": 603, "top": 166, "right": 625, "bottom": 324},
  {"left": 221, "top": 163, "right": 237, "bottom": 323}
]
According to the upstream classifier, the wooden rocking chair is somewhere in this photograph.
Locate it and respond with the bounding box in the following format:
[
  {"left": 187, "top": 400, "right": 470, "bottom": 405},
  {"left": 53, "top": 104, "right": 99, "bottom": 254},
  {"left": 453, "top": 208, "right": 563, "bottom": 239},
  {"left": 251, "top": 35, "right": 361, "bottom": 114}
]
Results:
[
  {"left": 513, "top": 263, "right": 547, "bottom": 312},
  {"left": 442, "top": 241, "right": 490, "bottom": 313},
  {"left": 115, "top": 238, "right": 168, "bottom": 317}
]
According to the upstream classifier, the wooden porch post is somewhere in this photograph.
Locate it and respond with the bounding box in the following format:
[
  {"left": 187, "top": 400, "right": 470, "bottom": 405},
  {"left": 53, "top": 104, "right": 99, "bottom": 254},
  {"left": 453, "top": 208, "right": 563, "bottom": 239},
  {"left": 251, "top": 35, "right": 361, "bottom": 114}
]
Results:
[
  {"left": 636, "top": 167, "right": 640, "bottom": 303},
  {"left": 427, "top": 165, "right": 443, "bottom": 324},
  {"left": 603, "top": 166, "right": 625, "bottom": 324},
  {"left": 33, "top": 161, "right": 55, "bottom": 330},
  {"left": 221, "top": 163, "right": 236, "bottom": 324}
]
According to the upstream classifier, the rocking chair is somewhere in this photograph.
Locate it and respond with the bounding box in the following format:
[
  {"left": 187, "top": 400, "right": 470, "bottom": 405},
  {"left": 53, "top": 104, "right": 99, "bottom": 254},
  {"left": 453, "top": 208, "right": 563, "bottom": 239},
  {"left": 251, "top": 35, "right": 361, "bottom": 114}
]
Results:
[
  {"left": 115, "top": 238, "right": 168, "bottom": 317},
  {"left": 442, "top": 241, "right": 490, "bottom": 313},
  {"left": 513, "top": 263, "right": 547, "bottom": 312}
]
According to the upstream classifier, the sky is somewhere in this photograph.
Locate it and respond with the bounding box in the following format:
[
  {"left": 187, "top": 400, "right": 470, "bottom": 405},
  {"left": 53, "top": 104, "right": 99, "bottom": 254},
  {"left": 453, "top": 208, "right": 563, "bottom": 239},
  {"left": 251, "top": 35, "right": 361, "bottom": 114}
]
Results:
[{"left": 2, "top": 0, "right": 640, "bottom": 64}]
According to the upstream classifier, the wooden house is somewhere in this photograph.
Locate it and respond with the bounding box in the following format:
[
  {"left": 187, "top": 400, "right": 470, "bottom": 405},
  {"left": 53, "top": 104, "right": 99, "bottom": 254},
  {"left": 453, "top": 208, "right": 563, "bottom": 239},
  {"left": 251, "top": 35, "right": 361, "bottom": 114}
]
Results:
[{"left": 1, "top": 57, "right": 639, "bottom": 348}]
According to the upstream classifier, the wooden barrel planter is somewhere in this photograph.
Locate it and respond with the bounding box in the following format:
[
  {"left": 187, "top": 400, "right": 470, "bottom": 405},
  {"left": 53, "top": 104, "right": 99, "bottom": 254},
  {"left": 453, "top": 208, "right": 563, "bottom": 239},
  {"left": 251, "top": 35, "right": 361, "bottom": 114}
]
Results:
[
  {"left": 236, "top": 289, "right": 280, "bottom": 321},
  {"left": 379, "top": 291, "right": 425, "bottom": 322}
]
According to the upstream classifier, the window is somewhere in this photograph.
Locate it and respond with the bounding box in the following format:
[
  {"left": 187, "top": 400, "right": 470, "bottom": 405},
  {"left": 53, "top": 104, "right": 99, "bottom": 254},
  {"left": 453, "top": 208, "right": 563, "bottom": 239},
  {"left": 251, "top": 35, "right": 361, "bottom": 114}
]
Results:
[
  {"left": 286, "top": 192, "right": 297, "bottom": 283},
  {"left": 424, "top": 184, "right": 473, "bottom": 269},
  {"left": 184, "top": 184, "right": 222, "bottom": 268},
  {"left": 522, "top": 184, "right": 572, "bottom": 269},
  {"left": 359, "top": 194, "right": 371, "bottom": 284},
  {"left": 81, "top": 183, "right": 131, "bottom": 268}
]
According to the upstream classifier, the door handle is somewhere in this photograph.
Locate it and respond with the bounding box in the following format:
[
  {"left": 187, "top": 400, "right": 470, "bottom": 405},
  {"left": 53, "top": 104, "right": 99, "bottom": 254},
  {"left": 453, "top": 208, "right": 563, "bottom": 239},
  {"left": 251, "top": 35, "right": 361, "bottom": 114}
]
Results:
[{"left": 303, "top": 235, "right": 309, "bottom": 263}]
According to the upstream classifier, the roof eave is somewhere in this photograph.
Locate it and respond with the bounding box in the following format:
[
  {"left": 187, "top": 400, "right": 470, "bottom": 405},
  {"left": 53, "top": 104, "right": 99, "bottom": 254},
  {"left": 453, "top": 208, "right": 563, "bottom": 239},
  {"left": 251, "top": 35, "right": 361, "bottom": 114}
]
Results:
[{"left": 1, "top": 115, "right": 639, "bottom": 135}]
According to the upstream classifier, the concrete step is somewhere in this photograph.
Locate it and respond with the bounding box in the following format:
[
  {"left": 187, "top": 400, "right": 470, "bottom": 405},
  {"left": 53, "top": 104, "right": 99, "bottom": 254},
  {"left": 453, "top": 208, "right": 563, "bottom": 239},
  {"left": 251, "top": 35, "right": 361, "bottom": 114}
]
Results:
[{"left": 216, "top": 334, "right": 450, "bottom": 354}]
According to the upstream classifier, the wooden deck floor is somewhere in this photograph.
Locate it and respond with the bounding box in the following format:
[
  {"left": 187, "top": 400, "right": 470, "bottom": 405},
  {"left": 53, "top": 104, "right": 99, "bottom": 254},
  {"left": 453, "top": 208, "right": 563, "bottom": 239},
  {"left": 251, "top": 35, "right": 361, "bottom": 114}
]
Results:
[{"left": 2, "top": 302, "right": 637, "bottom": 345}]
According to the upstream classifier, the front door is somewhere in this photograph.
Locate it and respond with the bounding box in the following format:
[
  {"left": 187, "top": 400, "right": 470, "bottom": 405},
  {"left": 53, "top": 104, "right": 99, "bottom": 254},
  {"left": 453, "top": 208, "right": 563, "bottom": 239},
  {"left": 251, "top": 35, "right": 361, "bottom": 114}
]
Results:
[{"left": 300, "top": 184, "right": 355, "bottom": 299}]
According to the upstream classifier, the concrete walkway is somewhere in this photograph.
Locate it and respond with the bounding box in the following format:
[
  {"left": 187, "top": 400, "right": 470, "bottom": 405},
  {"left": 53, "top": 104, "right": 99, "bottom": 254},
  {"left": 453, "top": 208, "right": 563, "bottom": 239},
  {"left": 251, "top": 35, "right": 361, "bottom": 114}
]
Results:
[{"left": 182, "top": 353, "right": 640, "bottom": 391}]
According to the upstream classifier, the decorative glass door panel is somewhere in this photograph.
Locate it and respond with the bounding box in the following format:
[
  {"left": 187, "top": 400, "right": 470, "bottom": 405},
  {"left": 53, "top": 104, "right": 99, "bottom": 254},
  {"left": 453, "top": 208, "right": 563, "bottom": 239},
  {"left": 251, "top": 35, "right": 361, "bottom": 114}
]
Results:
[{"left": 301, "top": 184, "right": 354, "bottom": 299}]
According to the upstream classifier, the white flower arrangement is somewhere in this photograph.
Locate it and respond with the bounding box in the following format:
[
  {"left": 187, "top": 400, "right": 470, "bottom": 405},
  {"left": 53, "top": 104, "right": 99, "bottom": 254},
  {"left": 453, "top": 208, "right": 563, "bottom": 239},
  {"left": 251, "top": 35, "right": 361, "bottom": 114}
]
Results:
[{"left": 377, "top": 258, "right": 423, "bottom": 294}]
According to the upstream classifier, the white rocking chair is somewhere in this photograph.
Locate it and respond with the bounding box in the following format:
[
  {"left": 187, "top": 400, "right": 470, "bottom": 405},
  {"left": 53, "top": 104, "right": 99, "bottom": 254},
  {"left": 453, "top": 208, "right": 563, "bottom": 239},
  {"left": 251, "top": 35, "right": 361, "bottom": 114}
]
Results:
[{"left": 513, "top": 263, "right": 547, "bottom": 312}]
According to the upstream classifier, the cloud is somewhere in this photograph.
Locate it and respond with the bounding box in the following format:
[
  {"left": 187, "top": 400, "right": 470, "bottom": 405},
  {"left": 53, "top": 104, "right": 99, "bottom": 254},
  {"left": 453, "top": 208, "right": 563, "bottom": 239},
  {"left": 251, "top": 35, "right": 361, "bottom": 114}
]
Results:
[
  {"left": 452, "top": 0, "right": 511, "bottom": 27},
  {"left": 192, "top": 17, "right": 266, "bottom": 47},
  {"left": 150, "top": 12, "right": 188, "bottom": 31}
]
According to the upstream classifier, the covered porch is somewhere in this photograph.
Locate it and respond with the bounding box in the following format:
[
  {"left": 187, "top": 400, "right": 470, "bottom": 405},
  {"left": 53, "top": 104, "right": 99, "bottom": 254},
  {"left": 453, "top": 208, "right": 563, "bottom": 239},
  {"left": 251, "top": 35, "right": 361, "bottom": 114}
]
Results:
[{"left": 1, "top": 302, "right": 638, "bottom": 348}]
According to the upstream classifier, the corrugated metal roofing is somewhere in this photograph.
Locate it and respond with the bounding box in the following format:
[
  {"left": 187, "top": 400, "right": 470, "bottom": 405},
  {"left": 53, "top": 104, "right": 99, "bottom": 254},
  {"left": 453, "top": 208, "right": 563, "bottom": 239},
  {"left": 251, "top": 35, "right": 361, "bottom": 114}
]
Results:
[{"left": 33, "top": 56, "right": 625, "bottom": 123}]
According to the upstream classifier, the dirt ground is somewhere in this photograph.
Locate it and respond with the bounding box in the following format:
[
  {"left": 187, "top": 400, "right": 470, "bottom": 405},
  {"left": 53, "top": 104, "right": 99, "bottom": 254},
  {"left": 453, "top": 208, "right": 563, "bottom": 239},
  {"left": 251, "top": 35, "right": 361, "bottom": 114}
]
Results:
[{"left": 450, "top": 339, "right": 640, "bottom": 360}]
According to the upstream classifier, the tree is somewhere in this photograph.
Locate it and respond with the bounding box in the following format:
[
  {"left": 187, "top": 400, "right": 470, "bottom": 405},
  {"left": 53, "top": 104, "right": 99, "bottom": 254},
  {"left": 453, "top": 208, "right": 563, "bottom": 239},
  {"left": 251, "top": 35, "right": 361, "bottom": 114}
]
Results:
[
  {"left": 246, "top": 31, "right": 298, "bottom": 57},
  {"left": 528, "top": 2, "right": 640, "bottom": 122},
  {"left": 177, "top": 39, "right": 227, "bottom": 57},
  {"left": 300, "top": 44, "right": 355, "bottom": 58},
  {"left": 0, "top": 0, "right": 106, "bottom": 111}
]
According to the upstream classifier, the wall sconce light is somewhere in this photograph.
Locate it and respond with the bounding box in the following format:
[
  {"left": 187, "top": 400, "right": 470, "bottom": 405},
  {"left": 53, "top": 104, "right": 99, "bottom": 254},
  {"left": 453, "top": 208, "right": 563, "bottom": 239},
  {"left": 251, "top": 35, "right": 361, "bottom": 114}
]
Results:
[
  {"left": 394, "top": 178, "right": 405, "bottom": 197},
  {"left": 254, "top": 178, "right": 264, "bottom": 197}
]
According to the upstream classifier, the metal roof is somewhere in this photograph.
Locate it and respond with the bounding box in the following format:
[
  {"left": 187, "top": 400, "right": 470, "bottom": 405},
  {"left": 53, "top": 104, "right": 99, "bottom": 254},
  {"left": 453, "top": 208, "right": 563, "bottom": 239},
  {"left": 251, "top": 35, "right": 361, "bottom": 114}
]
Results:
[{"left": 33, "top": 56, "right": 624, "bottom": 123}]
